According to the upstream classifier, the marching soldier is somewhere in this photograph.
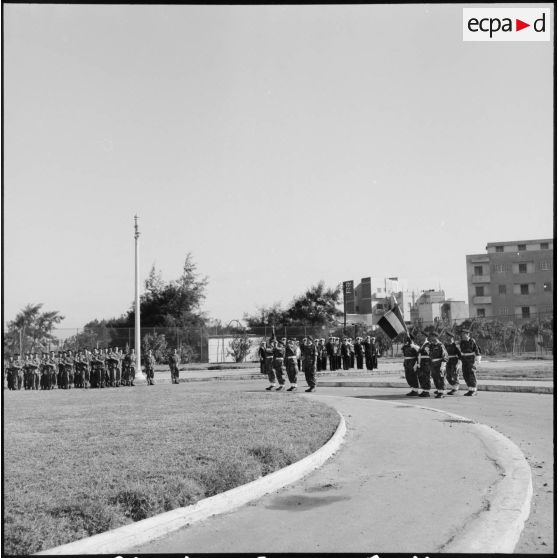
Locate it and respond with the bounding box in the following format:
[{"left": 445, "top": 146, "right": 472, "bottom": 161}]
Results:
[
  {"left": 145, "top": 349, "right": 156, "bottom": 385},
  {"left": 258, "top": 341, "right": 267, "bottom": 375},
  {"left": 427, "top": 332, "right": 449, "bottom": 398},
  {"left": 169, "top": 348, "right": 181, "bottom": 384},
  {"left": 402, "top": 336, "right": 420, "bottom": 396},
  {"left": 262, "top": 341, "right": 276, "bottom": 390},
  {"left": 302, "top": 337, "right": 317, "bottom": 392},
  {"left": 271, "top": 339, "right": 286, "bottom": 391},
  {"left": 417, "top": 336, "right": 432, "bottom": 397},
  {"left": 459, "top": 329, "right": 481, "bottom": 396},
  {"left": 444, "top": 332, "right": 462, "bottom": 395},
  {"left": 284, "top": 338, "right": 299, "bottom": 391}
]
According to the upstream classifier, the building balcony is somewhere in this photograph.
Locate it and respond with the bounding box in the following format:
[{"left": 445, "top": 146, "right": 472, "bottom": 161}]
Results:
[
  {"left": 473, "top": 296, "right": 492, "bottom": 304},
  {"left": 471, "top": 274, "right": 491, "bottom": 284},
  {"left": 470, "top": 256, "right": 490, "bottom": 263}
]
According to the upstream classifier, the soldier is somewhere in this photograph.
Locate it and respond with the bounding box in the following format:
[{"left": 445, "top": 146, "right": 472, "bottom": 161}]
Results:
[
  {"left": 363, "top": 336, "right": 377, "bottom": 371},
  {"left": 271, "top": 339, "right": 286, "bottom": 391},
  {"left": 106, "top": 347, "right": 117, "bottom": 387},
  {"left": 40, "top": 352, "right": 50, "bottom": 390},
  {"left": 5, "top": 355, "right": 19, "bottom": 390},
  {"left": 65, "top": 350, "right": 75, "bottom": 389},
  {"left": 29, "top": 352, "right": 41, "bottom": 390},
  {"left": 354, "top": 337, "right": 364, "bottom": 370},
  {"left": 348, "top": 338, "right": 355, "bottom": 369},
  {"left": 73, "top": 350, "right": 82, "bottom": 388},
  {"left": 258, "top": 341, "right": 267, "bottom": 375},
  {"left": 402, "top": 335, "right": 420, "bottom": 396},
  {"left": 169, "top": 348, "right": 181, "bottom": 384},
  {"left": 129, "top": 348, "right": 137, "bottom": 386},
  {"left": 89, "top": 348, "right": 100, "bottom": 388},
  {"left": 427, "top": 332, "right": 449, "bottom": 399},
  {"left": 284, "top": 338, "right": 298, "bottom": 391},
  {"left": 444, "top": 332, "right": 462, "bottom": 395},
  {"left": 340, "top": 338, "right": 350, "bottom": 370},
  {"left": 22, "top": 353, "right": 32, "bottom": 389},
  {"left": 417, "top": 336, "right": 432, "bottom": 397},
  {"left": 145, "top": 349, "right": 156, "bottom": 385},
  {"left": 262, "top": 341, "right": 276, "bottom": 390},
  {"left": 302, "top": 337, "right": 317, "bottom": 392},
  {"left": 330, "top": 337, "right": 340, "bottom": 371},
  {"left": 115, "top": 347, "right": 123, "bottom": 387},
  {"left": 48, "top": 351, "right": 58, "bottom": 389},
  {"left": 315, "top": 338, "right": 324, "bottom": 372},
  {"left": 459, "top": 329, "right": 481, "bottom": 396}
]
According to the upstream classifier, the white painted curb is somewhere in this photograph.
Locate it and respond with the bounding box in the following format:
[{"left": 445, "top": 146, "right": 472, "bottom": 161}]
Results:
[
  {"left": 36, "top": 411, "right": 347, "bottom": 555},
  {"left": 391, "top": 402, "right": 533, "bottom": 553}
]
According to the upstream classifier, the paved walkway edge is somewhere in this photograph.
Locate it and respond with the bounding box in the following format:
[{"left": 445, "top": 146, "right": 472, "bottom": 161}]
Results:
[
  {"left": 36, "top": 411, "right": 347, "bottom": 555},
  {"left": 400, "top": 402, "right": 534, "bottom": 553},
  {"left": 318, "top": 380, "right": 553, "bottom": 394}
]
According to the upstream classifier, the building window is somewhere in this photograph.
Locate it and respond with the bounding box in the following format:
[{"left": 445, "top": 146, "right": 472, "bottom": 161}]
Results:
[
  {"left": 518, "top": 244, "right": 526, "bottom": 251},
  {"left": 377, "top": 288, "right": 382, "bottom": 293},
  {"left": 540, "top": 261, "right": 550, "bottom": 271},
  {"left": 543, "top": 282, "right": 552, "bottom": 293},
  {"left": 494, "top": 264, "right": 505, "bottom": 273},
  {"left": 520, "top": 284, "right": 529, "bottom": 295},
  {"left": 476, "top": 308, "right": 486, "bottom": 318},
  {"left": 540, "top": 242, "right": 549, "bottom": 249},
  {"left": 495, "top": 246, "right": 504, "bottom": 252},
  {"left": 518, "top": 263, "right": 528, "bottom": 274},
  {"left": 521, "top": 307, "right": 530, "bottom": 319},
  {"left": 498, "top": 307, "right": 509, "bottom": 315},
  {"left": 498, "top": 284, "right": 507, "bottom": 295},
  {"left": 475, "top": 286, "right": 484, "bottom": 296},
  {"left": 474, "top": 265, "right": 483, "bottom": 276}
]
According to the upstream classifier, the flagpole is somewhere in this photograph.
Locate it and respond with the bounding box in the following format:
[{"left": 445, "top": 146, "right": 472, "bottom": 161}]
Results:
[{"left": 134, "top": 216, "right": 146, "bottom": 384}]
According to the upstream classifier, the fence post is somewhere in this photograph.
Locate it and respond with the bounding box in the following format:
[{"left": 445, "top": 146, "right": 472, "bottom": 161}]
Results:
[{"left": 200, "top": 327, "right": 203, "bottom": 363}]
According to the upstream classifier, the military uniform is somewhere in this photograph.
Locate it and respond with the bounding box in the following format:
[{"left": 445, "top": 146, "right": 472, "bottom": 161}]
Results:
[
  {"left": 145, "top": 352, "right": 156, "bottom": 385},
  {"left": 40, "top": 353, "right": 50, "bottom": 390},
  {"left": 29, "top": 354, "right": 41, "bottom": 390},
  {"left": 363, "top": 337, "right": 378, "bottom": 370},
  {"left": 271, "top": 343, "right": 286, "bottom": 390},
  {"left": 354, "top": 338, "right": 364, "bottom": 370},
  {"left": 402, "top": 338, "right": 420, "bottom": 395},
  {"left": 427, "top": 334, "right": 449, "bottom": 398},
  {"left": 444, "top": 335, "right": 462, "bottom": 394},
  {"left": 417, "top": 341, "right": 432, "bottom": 396},
  {"left": 23, "top": 355, "right": 33, "bottom": 389},
  {"left": 459, "top": 331, "right": 481, "bottom": 396},
  {"left": 284, "top": 339, "right": 298, "bottom": 390},
  {"left": 340, "top": 340, "right": 350, "bottom": 370},
  {"left": 6, "top": 357, "right": 22, "bottom": 390},
  {"left": 169, "top": 350, "right": 181, "bottom": 384},
  {"left": 263, "top": 344, "right": 276, "bottom": 389},
  {"left": 106, "top": 349, "right": 118, "bottom": 387},
  {"left": 302, "top": 340, "right": 317, "bottom": 392}
]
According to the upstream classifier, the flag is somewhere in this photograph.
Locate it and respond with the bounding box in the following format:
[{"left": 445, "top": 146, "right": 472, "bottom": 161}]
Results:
[{"left": 377, "top": 296, "right": 408, "bottom": 340}]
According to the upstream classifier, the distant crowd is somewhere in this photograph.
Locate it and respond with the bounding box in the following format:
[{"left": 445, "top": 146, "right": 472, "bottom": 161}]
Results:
[{"left": 3, "top": 347, "right": 182, "bottom": 390}]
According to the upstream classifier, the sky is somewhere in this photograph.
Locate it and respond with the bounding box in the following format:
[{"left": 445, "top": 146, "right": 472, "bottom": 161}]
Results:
[{"left": 3, "top": 3, "right": 554, "bottom": 331}]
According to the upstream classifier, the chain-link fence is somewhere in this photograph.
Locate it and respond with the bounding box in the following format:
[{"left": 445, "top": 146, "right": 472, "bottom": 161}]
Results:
[{"left": 36, "top": 310, "right": 553, "bottom": 362}]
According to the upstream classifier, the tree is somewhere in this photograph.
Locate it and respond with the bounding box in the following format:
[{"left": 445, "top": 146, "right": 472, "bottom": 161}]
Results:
[
  {"left": 6, "top": 304, "right": 64, "bottom": 355},
  {"left": 285, "top": 281, "right": 343, "bottom": 326},
  {"left": 244, "top": 303, "right": 286, "bottom": 329},
  {"left": 141, "top": 333, "right": 168, "bottom": 363},
  {"left": 227, "top": 334, "right": 253, "bottom": 363}
]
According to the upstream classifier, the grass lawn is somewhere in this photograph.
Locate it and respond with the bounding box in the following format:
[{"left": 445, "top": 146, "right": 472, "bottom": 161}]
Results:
[{"left": 3, "top": 384, "right": 339, "bottom": 555}]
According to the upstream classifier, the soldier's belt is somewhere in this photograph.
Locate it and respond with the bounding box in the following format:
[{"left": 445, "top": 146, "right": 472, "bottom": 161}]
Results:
[
  {"left": 286, "top": 356, "right": 297, "bottom": 359},
  {"left": 419, "top": 356, "right": 430, "bottom": 360},
  {"left": 403, "top": 356, "right": 417, "bottom": 360},
  {"left": 431, "top": 358, "right": 443, "bottom": 362},
  {"left": 273, "top": 357, "right": 284, "bottom": 361},
  {"left": 265, "top": 356, "right": 273, "bottom": 360},
  {"left": 448, "top": 355, "right": 458, "bottom": 359},
  {"left": 461, "top": 352, "right": 476, "bottom": 357}
]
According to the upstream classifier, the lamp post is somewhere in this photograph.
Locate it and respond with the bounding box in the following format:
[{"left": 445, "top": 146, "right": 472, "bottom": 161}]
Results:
[{"left": 134, "top": 215, "right": 146, "bottom": 384}]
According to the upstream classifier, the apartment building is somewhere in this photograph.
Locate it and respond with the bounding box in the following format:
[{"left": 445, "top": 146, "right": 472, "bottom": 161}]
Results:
[{"left": 466, "top": 238, "right": 554, "bottom": 320}]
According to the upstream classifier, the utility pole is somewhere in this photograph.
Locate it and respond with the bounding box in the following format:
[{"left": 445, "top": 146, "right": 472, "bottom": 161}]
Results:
[{"left": 134, "top": 215, "right": 146, "bottom": 384}]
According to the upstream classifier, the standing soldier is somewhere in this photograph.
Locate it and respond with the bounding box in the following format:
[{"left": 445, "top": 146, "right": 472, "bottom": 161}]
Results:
[
  {"left": 427, "top": 332, "right": 449, "bottom": 398},
  {"left": 129, "top": 348, "right": 137, "bottom": 386},
  {"left": 348, "top": 338, "right": 355, "bottom": 369},
  {"left": 402, "top": 336, "right": 420, "bottom": 396},
  {"left": 459, "top": 329, "right": 481, "bottom": 396},
  {"left": 115, "top": 347, "right": 123, "bottom": 387},
  {"left": 106, "top": 347, "right": 117, "bottom": 387},
  {"left": 284, "top": 338, "right": 298, "bottom": 391},
  {"left": 354, "top": 337, "right": 364, "bottom": 370},
  {"left": 444, "top": 332, "right": 462, "bottom": 395},
  {"left": 145, "top": 349, "right": 156, "bottom": 385},
  {"left": 29, "top": 352, "right": 41, "bottom": 390},
  {"left": 302, "top": 337, "right": 317, "bottom": 392},
  {"left": 98, "top": 348, "right": 107, "bottom": 388},
  {"left": 340, "top": 338, "right": 350, "bottom": 370},
  {"left": 169, "top": 348, "right": 181, "bottom": 384},
  {"left": 15, "top": 354, "right": 24, "bottom": 390},
  {"left": 22, "top": 353, "right": 32, "bottom": 389},
  {"left": 6, "top": 355, "right": 20, "bottom": 390},
  {"left": 40, "top": 352, "right": 50, "bottom": 390},
  {"left": 258, "top": 341, "right": 267, "bottom": 376},
  {"left": 47, "top": 351, "right": 58, "bottom": 389},
  {"left": 271, "top": 339, "right": 286, "bottom": 391},
  {"left": 65, "top": 350, "right": 75, "bottom": 389},
  {"left": 315, "top": 339, "right": 324, "bottom": 372},
  {"left": 73, "top": 350, "right": 82, "bottom": 388},
  {"left": 363, "top": 336, "right": 377, "bottom": 371},
  {"left": 89, "top": 348, "right": 100, "bottom": 388},
  {"left": 417, "top": 335, "right": 432, "bottom": 397}
]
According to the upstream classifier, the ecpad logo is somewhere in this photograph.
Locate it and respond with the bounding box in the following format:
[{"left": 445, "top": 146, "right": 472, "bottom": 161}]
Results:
[{"left": 463, "top": 8, "right": 550, "bottom": 41}]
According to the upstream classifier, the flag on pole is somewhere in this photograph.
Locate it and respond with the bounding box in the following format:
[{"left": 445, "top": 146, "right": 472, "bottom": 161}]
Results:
[{"left": 377, "top": 296, "right": 408, "bottom": 340}]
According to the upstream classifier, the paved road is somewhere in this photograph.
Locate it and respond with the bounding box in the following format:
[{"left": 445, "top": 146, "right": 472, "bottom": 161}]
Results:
[{"left": 133, "top": 379, "right": 553, "bottom": 554}]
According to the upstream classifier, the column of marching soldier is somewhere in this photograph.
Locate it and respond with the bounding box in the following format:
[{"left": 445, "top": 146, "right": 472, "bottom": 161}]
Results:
[
  {"left": 2, "top": 347, "right": 178, "bottom": 390},
  {"left": 258, "top": 335, "right": 380, "bottom": 392}
]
